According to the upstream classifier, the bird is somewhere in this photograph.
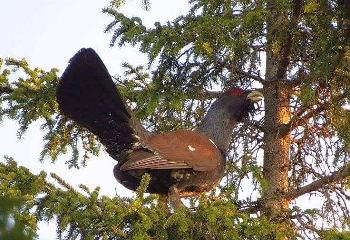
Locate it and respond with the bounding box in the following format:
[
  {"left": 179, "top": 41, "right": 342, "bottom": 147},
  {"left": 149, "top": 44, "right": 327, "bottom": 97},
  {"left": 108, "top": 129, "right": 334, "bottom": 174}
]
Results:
[{"left": 56, "top": 48, "right": 263, "bottom": 209}]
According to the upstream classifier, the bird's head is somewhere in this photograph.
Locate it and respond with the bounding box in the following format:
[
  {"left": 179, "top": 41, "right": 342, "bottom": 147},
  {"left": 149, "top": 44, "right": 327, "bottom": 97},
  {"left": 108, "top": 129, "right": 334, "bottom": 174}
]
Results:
[
  {"left": 197, "top": 87, "right": 263, "bottom": 151},
  {"left": 217, "top": 87, "right": 263, "bottom": 122}
]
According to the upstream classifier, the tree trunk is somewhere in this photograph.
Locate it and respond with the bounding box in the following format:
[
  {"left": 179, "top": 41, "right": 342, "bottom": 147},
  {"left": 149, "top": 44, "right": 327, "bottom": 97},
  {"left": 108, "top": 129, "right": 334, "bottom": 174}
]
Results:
[
  {"left": 263, "top": 81, "right": 291, "bottom": 216},
  {"left": 263, "top": 1, "right": 292, "bottom": 238}
]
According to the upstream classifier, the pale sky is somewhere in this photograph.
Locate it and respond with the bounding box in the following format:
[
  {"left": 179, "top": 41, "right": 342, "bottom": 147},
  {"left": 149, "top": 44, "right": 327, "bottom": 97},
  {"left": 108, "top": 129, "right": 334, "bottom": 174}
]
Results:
[{"left": 0, "top": 1, "right": 188, "bottom": 239}]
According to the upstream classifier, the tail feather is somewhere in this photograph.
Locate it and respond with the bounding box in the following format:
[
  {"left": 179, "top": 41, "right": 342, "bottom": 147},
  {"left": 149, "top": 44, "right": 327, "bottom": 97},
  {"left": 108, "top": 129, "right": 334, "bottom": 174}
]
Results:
[{"left": 57, "top": 48, "right": 141, "bottom": 158}]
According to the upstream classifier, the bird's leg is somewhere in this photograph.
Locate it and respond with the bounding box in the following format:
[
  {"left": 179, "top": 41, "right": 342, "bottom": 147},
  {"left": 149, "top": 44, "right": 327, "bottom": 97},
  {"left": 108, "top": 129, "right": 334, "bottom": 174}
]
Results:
[{"left": 168, "top": 185, "right": 184, "bottom": 210}]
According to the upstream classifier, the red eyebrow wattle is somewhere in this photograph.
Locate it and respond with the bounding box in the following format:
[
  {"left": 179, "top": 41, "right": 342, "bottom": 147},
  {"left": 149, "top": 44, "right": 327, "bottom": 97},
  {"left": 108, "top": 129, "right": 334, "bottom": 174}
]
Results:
[{"left": 230, "top": 88, "right": 244, "bottom": 96}]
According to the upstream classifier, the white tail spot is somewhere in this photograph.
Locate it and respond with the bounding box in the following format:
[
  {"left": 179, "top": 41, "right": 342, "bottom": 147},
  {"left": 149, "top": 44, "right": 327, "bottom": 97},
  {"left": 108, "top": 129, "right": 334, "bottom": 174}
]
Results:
[{"left": 188, "top": 145, "right": 195, "bottom": 151}]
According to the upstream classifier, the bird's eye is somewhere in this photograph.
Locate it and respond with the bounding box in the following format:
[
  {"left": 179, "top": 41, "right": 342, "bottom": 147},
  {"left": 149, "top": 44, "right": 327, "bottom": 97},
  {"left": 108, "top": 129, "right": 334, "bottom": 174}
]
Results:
[{"left": 230, "top": 88, "right": 244, "bottom": 96}]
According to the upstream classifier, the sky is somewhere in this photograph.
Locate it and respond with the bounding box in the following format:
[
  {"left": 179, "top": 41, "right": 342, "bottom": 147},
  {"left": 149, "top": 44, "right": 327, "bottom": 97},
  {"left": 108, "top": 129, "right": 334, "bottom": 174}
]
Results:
[{"left": 0, "top": 0, "right": 188, "bottom": 239}]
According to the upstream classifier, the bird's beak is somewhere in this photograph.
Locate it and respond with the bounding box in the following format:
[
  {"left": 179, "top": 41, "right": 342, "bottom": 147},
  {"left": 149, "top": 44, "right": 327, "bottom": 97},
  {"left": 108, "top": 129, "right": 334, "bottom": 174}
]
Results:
[{"left": 247, "top": 91, "right": 263, "bottom": 102}]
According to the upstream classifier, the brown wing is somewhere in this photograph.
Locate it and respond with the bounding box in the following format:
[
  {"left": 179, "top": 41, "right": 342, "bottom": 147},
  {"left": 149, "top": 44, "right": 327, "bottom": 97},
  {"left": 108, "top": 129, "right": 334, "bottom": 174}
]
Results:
[{"left": 120, "top": 130, "right": 222, "bottom": 172}]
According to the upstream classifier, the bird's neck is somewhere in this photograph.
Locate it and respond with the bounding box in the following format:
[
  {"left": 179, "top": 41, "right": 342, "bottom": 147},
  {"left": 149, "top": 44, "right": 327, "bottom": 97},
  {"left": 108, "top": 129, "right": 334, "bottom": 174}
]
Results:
[{"left": 196, "top": 105, "right": 237, "bottom": 153}]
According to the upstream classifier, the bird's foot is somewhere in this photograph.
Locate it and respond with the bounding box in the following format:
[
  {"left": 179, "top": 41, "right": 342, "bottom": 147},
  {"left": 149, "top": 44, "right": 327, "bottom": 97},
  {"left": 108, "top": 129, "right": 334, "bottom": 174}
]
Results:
[{"left": 168, "top": 186, "right": 185, "bottom": 211}]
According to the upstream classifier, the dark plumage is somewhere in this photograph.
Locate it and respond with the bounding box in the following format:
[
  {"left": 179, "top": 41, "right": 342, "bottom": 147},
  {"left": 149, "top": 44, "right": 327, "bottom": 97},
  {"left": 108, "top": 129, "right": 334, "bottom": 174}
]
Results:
[{"left": 56, "top": 48, "right": 263, "bottom": 208}]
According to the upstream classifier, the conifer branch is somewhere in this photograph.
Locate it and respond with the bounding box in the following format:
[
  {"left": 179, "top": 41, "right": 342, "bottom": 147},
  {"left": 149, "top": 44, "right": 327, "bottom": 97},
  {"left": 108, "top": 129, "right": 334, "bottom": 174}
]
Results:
[
  {"left": 280, "top": 91, "right": 348, "bottom": 136},
  {"left": 230, "top": 67, "right": 265, "bottom": 84},
  {"left": 0, "top": 86, "right": 13, "bottom": 94},
  {"left": 285, "top": 163, "right": 350, "bottom": 200},
  {"left": 276, "top": 0, "right": 303, "bottom": 80}
]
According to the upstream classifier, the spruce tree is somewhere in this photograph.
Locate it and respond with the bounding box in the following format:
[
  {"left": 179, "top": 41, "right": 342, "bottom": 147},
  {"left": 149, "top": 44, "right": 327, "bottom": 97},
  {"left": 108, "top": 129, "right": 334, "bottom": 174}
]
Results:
[{"left": 1, "top": 0, "right": 350, "bottom": 239}]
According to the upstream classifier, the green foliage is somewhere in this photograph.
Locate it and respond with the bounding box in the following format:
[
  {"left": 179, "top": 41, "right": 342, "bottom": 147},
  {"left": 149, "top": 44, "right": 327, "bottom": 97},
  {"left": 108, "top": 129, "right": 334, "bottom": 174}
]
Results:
[
  {"left": 110, "top": 0, "right": 151, "bottom": 10},
  {"left": 0, "top": 58, "right": 102, "bottom": 167},
  {"left": 0, "top": 157, "right": 298, "bottom": 239},
  {"left": 0, "top": 156, "right": 44, "bottom": 240},
  {"left": 104, "top": 0, "right": 266, "bottom": 92},
  {"left": 0, "top": 196, "right": 35, "bottom": 240},
  {"left": 0, "top": 58, "right": 58, "bottom": 133},
  {"left": 320, "top": 229, "right": 350, "bottom": 240}
]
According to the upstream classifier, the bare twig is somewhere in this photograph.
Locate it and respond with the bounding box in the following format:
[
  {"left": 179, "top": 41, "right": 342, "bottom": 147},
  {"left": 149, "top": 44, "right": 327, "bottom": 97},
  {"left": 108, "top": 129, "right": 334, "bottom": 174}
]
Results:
[
  {"left": 280, "top": 91, "right": 348, "bottom": 136},
  {"left": 285, "top": 163, "right": 350, "bottom": 200},
  {"left": 0, "top": 86, "right": 13, "bottom": 94}
]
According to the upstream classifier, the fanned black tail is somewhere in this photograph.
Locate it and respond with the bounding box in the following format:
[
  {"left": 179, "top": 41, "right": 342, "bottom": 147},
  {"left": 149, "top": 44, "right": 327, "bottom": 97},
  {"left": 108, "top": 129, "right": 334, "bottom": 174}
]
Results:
[{"left": 56, "top": 48, "right": 136, "bottom": 159}]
